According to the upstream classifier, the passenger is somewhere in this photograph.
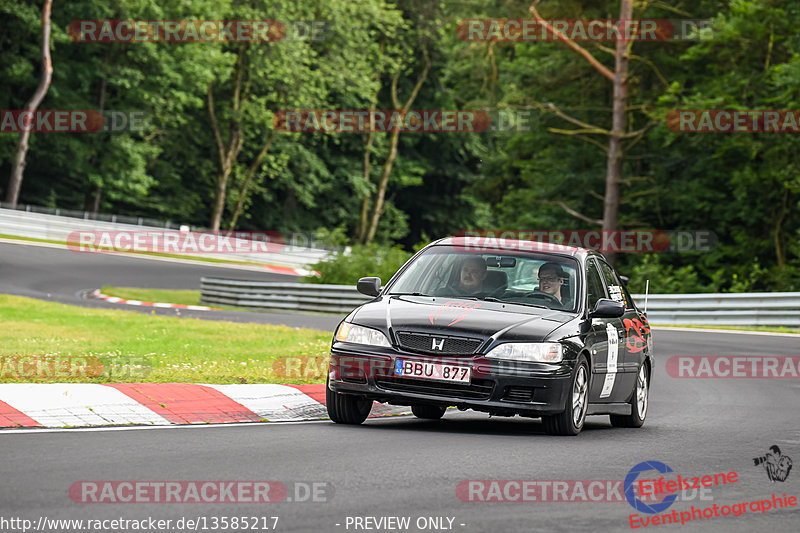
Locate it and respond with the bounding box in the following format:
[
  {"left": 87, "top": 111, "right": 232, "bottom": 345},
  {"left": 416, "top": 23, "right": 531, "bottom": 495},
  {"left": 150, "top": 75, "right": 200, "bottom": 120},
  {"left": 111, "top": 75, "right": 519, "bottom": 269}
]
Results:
[{"left": 536, "top": 262, "right": 570, "bottom": 306}]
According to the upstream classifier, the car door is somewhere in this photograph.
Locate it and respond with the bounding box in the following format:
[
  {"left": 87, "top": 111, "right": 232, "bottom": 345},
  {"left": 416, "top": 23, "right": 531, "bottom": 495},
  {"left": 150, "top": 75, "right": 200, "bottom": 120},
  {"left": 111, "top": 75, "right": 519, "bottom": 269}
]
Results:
[
  {"left": 583, "top": 257, "right": 618, "bottom": 403},
  {"left": 596, "top": 258, "right": 636, "bottom": 402}
]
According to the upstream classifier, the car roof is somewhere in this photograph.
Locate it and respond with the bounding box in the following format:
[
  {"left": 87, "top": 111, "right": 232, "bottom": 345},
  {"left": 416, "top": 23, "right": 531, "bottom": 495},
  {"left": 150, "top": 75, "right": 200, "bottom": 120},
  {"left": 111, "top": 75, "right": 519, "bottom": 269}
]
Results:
[{"left": 432, "top": 236, "right": 594, "bottom": 260}]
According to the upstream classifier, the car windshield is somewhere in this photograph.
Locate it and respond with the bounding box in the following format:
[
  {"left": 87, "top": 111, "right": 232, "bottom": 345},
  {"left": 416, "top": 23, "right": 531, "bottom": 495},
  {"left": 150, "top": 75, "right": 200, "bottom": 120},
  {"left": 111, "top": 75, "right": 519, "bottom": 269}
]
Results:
[{"left": 387, "top": 245, "right": 580, "bottom": 312}]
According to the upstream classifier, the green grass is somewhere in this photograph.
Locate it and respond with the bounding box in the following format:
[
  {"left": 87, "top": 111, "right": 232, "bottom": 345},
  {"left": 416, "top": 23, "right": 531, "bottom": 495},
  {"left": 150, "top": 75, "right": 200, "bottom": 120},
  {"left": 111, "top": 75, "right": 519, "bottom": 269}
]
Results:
[
  {"left": 0, "top": 294, "right": 331, "bottom": 384},
  {"left": 100, "top": 286, "right": 202, "bottom": 307},
  {"left": 652, "top": 324, "right": 800, "bottom": 334},
  {"left": 0, "top": 233, "right": 282, "bottom": 267}
]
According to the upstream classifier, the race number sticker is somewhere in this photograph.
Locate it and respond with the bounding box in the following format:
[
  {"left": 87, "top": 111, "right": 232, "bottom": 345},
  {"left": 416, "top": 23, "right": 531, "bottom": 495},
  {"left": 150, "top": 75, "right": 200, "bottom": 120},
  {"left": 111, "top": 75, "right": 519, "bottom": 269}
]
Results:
[{"left": 600, "top": 323, "right": 619, "bottom": 398}]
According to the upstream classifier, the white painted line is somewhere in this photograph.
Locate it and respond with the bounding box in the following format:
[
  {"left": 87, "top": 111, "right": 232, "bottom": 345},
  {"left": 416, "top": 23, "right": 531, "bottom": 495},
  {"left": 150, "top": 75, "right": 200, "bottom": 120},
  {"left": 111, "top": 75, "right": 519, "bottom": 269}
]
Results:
[
  {"left": 651, "top": 326, "right": 800, "bottom": 338},
  {"left": 0, "top": 418, "right": 334, "bottom": 434},
  {"left": 0, "top": 384, "right": 170, "bottom": 427},
  {"left": 91, "top": 291, "right": 216, "bottom": 311}
]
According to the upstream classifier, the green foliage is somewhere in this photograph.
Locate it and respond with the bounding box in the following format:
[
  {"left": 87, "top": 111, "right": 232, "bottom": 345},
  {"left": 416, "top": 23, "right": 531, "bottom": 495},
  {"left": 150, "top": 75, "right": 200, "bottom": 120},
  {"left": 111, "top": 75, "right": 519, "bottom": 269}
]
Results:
[
  {"left": 304, "top": 244, "right": 413, "bottom": 285},
  {"left": 2, "top": 0, "right": 800, "bottom": 294},
  {"left": 624, "top": 255, "right": 705, "bottom": 295}
]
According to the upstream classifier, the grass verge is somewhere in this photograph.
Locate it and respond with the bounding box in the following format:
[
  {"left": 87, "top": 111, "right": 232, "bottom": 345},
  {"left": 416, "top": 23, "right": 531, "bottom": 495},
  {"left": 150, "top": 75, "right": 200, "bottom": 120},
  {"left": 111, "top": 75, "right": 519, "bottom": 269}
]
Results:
[
  {"left": 100, "top": 286, "right": 202, "bottom": 307},
  {"left": 0, "top": 294, "right": 330, "bottom": 384}
]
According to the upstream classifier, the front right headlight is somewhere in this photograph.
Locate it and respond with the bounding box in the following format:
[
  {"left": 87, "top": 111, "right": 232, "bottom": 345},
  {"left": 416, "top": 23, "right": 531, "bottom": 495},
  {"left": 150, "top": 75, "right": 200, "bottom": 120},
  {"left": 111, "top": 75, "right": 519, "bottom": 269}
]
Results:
[
  {"left": 485, "top": 342, "right": 563, "bottom": 363},
  {"left": 335, "top": 322, "right": 391, "bottom": 347}
]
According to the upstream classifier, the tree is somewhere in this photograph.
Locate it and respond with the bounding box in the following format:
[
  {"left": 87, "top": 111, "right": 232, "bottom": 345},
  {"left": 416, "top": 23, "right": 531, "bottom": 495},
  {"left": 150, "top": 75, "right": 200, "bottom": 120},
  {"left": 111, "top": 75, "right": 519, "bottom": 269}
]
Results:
[
  {"left": 362, "top": 49, "right": 431, "bottom": 243},
  {"left": 206, "top": 0, "right": 405, "bottom": 231},
  {"left": 358, "top": 0, "right": 452, "bottom": 243},
  {"left": 6, "top": 0, "right": 53, "bottom": 207},
  {"left": 529, "top": 0, "right": 640, "bottom": 265}
]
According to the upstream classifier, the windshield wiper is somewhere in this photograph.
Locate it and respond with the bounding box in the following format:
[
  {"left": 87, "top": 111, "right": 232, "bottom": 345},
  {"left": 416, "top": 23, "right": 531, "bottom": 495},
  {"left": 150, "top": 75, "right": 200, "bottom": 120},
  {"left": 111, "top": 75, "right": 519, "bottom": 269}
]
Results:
[
  {"left": 389, "top": 292, "right": 432, "bottom": 297},
  {"left": 480, "top": 297, "right": 549, "bottom": 309},
  {"left": 509, "top": 302, "right": 550, "bottom": 309}
]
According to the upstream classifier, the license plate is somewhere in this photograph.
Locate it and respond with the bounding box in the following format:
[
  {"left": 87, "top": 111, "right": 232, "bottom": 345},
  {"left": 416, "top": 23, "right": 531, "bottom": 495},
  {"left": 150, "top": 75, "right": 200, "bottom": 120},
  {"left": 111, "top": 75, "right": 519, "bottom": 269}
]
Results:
[{"left": 394, "top": 360, "right": 471, "bottom": 383}]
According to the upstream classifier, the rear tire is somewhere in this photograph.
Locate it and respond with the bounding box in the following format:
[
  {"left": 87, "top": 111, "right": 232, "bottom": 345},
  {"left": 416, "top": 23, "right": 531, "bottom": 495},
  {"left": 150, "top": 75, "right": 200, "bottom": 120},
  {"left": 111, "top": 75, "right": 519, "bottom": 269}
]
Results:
[
  {"left": 610, "top": 363, "right": 648, "bottom": 428},
  {"left": 411, "top": 405, "right": 446, "bottom": 420},
  {"left": 542, "top": 355, "right": 589, "bottom": 436},
  {"left": 326, "top": 380, "right": 372, "bottom": 424}
]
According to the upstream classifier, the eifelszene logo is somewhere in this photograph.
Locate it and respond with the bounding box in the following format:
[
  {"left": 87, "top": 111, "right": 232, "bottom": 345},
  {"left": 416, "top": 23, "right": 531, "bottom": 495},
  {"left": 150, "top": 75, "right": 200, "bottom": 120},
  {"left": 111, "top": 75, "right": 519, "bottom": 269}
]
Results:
[{"left": 625, "top": 461, "right": 678, "bottom": 514}]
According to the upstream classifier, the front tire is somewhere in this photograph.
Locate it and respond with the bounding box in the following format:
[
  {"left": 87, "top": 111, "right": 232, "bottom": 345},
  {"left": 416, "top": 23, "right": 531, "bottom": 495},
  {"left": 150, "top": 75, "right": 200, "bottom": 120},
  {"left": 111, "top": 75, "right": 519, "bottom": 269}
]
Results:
[
  {"left": 610, "top": 363, "right": 648, "bottom": 428},
  {"left": 542, "top": 355, "right": 589, "bottom": 436},
  {"left": 326, "top": 380, "right": 372, "bottom": 424},
  {"left": 411, "top": 404, "right": 446, "bottom": 420}
]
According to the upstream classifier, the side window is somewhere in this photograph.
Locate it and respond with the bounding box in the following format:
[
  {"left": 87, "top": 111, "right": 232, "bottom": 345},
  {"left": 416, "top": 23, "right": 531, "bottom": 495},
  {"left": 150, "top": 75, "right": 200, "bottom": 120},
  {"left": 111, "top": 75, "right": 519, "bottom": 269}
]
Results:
[
  {"left": 586, "top": 259, "right": 606, "bottom": 310},
  {"left": 597, "top": 260, "right": 630, "bottom": 309}
]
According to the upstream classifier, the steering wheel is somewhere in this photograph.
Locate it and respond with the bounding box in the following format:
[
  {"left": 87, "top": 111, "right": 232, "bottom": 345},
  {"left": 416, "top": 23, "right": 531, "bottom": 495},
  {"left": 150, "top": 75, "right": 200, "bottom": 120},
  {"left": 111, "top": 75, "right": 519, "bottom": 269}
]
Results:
[{"left": 524, "top": 290, "right": 562, "bottom": 305}]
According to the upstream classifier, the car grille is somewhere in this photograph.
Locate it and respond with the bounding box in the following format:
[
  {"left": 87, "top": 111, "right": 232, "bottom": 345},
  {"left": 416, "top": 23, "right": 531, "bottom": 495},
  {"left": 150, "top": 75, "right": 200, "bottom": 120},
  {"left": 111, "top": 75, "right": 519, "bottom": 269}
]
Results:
[
  {"left": 375, "top": 377, "right": 494, "bottom": 400},
  {"left": 395, "top": 331, "right": 483, "bottom": 355}
]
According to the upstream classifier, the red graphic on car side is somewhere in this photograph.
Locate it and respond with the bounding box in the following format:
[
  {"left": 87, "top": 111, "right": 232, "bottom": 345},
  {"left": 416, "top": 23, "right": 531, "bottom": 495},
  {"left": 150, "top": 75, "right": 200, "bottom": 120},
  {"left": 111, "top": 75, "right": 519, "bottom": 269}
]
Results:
[
  {"left": 429, "top": 301, "right": 482, "bottom": 326},
  {"left": 624, "top": 317, "right": 651, "bottom": 353}
]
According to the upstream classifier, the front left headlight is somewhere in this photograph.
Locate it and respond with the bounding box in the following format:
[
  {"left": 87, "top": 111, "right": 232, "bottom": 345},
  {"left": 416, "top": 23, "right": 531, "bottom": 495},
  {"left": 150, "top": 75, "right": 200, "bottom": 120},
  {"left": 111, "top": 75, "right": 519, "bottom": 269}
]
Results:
[
  {"left": 335, "top": 322, "right": 391, "bottom": 347},
  {"left": 485, "top": 342, "right": 563, "bottom": 363}
]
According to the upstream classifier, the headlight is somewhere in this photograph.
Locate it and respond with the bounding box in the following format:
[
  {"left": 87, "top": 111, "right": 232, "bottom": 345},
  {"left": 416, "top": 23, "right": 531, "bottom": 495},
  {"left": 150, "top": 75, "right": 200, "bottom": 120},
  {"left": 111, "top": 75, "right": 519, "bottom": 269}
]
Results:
[
  {"left": 335, "top": 323, "right": 391, "bottom": 347},
  {"left": 485, "top": 342, "right": 563, "bottom": 363}
]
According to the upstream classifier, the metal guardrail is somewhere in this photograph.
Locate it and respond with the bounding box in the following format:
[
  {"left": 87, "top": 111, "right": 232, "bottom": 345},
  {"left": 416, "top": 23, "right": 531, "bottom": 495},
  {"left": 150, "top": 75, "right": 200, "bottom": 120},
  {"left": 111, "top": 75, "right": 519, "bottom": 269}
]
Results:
[
  {"left": 0, "top": 207, "right": 331, "bottom": 269},
  {"left": 0, "top": 201, "right": 186, "bottom": 228},
  {"left": 630, "top": 292, "right": 800, "bottom": 326},
  {"left": 201, "top": 278, "right": 800, "bottom": 325},
  {"left": 201, "top": 278, "right": 370, "bottom": 313}
]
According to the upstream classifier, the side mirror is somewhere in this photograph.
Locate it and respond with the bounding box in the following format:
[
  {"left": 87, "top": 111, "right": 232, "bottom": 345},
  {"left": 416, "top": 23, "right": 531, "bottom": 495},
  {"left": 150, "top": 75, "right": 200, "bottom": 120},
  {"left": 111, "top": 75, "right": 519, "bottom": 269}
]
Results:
[
  {"left": 589, "top": 298, "right": 625, "bottom": 319},
  {"left": 620, "top": 275, "right": 629, "bottom": 287},
  {"left": 357, "top": 276, "right": 381, "bottom": 297}
]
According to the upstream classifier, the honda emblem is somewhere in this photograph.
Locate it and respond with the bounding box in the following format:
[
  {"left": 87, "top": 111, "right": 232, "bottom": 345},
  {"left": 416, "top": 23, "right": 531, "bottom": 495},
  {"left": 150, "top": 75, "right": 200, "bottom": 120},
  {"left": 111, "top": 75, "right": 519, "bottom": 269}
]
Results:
[{"left": 431, "top": 338, "right": 445, "bottom": 351}]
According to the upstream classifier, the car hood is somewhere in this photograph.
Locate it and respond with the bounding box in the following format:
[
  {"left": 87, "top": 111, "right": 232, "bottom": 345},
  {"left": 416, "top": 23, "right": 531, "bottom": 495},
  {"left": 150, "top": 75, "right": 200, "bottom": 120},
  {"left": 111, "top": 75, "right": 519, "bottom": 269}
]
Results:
[{"left": 351, "top": 295, "right": 574, "bottom": 344}]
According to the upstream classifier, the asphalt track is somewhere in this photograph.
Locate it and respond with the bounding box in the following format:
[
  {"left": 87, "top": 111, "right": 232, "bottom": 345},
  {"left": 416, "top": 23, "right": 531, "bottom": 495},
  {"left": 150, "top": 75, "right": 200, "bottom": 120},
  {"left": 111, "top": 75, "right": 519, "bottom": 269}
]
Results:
[
  {"left": 1, "top": 241, "right": 799, "bottom": 532},
  {"left": 0, "top": 241, "right": 343, "bottom": 330}
]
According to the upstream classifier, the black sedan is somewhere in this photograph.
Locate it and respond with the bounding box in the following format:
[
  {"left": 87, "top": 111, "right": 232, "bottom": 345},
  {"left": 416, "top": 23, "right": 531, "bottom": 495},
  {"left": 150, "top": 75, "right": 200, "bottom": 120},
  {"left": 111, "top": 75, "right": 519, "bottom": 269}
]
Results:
[{"left": 326, "top": 237, "right": 653, "bottom": 435}]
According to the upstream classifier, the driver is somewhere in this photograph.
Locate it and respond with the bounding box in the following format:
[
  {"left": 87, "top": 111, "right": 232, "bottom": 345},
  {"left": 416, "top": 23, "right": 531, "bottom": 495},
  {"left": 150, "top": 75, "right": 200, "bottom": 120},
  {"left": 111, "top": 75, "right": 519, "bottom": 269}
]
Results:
[
  {"left": 536, "top": 262, "right": 569, "bottom": 305},
  {"left": 439, "top": 256, "right": 488, "bottom": 296}
]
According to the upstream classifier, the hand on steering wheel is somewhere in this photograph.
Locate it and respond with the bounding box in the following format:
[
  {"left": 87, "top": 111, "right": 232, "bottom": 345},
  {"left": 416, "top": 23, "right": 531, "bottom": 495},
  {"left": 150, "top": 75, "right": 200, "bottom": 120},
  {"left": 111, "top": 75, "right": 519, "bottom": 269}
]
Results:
[{"left": 524, "top": 290, "right": 562, "bottom": 305}]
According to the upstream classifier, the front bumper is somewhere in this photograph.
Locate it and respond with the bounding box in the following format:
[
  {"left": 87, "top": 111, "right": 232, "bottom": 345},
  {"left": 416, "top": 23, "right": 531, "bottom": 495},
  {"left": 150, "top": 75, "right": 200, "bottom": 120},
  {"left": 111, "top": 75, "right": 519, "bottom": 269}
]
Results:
[{"left": 327, "top": 347, "right": 575, "bottom": 416}]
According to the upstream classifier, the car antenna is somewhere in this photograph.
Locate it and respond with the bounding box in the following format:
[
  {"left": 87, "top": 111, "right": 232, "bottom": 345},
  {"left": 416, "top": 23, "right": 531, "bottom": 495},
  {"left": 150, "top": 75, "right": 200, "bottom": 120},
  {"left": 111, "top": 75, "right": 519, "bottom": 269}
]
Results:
[{"left": 644, "top": 280, "right": 649, "bottom": 315}]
